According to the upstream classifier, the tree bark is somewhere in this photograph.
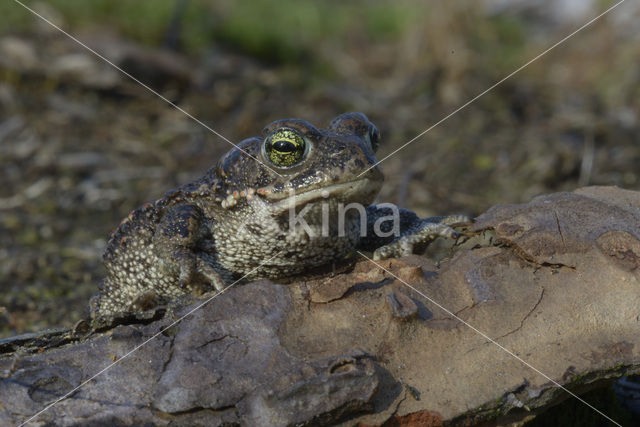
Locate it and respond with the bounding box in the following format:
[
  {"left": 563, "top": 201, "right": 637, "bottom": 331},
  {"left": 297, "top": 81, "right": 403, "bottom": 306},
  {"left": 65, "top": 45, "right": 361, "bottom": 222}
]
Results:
[{"left": 2, "top": 186, "right": 639, "bottom": 426}]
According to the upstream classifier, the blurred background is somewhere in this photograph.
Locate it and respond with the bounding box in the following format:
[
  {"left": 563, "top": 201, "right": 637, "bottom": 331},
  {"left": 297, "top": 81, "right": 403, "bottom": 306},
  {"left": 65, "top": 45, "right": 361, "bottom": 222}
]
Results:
[
  {"left": 0, "top": 0, "right": 638, "bottom": 337},
  {"left": 1, "top": 0, "right": 639, "bottom": 424}
]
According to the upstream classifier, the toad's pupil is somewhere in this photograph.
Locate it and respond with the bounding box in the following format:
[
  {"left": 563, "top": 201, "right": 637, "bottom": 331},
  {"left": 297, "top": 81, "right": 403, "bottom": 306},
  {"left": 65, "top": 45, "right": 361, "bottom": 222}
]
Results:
[{"left": 274, "top": 139, "right": 295, "bottom": 152}]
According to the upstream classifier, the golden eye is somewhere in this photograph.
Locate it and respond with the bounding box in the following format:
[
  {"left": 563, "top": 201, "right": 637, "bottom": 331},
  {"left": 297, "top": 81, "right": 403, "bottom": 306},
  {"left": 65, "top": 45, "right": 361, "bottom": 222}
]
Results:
[{"left": 264, "top": 129, "right": 306, "bottom": 167}]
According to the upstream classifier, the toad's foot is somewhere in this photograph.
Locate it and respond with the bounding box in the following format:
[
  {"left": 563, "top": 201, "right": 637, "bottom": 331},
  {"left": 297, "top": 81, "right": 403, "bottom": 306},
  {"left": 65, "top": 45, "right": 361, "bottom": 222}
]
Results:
[
  {"left": 176, "top": 249, "right": 227, "bottom": 293},
  {"left": 372, "top": 215, "right": 472, "bottom": 260},
  {"left": 196, "top": 254, "right": 226, "bottom": 292}
]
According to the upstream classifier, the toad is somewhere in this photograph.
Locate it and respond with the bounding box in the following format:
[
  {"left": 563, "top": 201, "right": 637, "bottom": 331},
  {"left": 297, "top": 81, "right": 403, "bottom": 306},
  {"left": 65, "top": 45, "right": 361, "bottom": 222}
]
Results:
[{"left": 91, "top": 113, "right": 469, "bottom": 317}]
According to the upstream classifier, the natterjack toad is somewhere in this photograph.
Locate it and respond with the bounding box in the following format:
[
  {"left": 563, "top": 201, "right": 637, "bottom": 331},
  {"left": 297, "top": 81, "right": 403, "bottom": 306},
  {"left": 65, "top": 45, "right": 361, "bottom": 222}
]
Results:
[{"left": 91, "top": 113, "right": 469, "bottom": 317}]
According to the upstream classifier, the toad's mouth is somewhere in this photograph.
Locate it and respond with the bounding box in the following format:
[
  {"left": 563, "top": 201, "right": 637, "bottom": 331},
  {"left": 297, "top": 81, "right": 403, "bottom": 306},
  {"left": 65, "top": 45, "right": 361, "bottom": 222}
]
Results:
[{"left": 265, "top": 178, "right": 381, "bottom": 213}]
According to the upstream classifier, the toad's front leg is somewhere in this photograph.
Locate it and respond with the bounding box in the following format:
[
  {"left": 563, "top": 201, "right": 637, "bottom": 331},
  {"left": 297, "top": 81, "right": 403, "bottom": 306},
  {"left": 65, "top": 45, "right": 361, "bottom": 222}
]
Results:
[
  {"left": 359, "top": 205, "right": 472, "bottom": 260},
  {"left": 155, "top": 204, "right": 226, "bottom": 293}
]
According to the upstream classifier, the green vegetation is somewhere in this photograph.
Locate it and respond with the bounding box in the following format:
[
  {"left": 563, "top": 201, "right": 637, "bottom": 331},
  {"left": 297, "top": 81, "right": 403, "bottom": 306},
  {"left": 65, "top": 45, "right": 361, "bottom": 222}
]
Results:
[
  {"left": 3, "top": 1, "right": 402, "bottom": 57},
  {"left": 0, "top": 0, "right": 526, "bottom": 69},
  {"left": 2, "top": 1, "right": 177, "bottom": 42}
]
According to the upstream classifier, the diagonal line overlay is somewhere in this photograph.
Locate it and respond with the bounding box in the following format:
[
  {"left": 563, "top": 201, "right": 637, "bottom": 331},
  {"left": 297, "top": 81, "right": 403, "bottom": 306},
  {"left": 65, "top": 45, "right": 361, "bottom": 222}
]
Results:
[
  {"left": 11, "top": 0, "right": 284, "bottom": 177},
  {"left": 358, "top": 0, "right": 628, "bottom": 177},
  {"left": 19, "top": 250, "right": 285, "bottom": 426},
  {"left": 357, "top": 251, "right": 622, "bottom": 427}
]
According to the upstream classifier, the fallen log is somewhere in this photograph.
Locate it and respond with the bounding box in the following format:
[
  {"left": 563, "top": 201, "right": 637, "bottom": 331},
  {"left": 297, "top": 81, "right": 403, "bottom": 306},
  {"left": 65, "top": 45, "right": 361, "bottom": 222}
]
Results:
[{"left": 1, "top": 186, "right": 639, "bottom": 426}]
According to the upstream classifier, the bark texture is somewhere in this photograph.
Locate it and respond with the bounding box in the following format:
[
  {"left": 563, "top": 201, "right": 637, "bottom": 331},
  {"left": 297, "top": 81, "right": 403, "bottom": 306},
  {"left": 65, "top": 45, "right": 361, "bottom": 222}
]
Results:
[{"left": 1, "top": 186, "right": 639, "bottom": 426}]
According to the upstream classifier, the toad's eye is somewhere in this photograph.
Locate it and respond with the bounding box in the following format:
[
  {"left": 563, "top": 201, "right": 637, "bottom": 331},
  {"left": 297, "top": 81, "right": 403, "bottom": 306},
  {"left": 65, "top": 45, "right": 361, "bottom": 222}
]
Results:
[{"left": 263, "top": 129, "right": 307, "bottom": 167}]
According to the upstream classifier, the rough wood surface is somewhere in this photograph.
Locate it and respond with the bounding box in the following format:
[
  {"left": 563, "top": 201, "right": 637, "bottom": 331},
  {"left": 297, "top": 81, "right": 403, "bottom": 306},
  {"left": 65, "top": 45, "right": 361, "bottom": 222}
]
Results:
[{"left": 1, "top": 186, "right": 639, "bottom": 426}]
